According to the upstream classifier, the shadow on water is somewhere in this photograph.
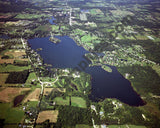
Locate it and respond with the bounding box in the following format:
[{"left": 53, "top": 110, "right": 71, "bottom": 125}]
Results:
[{"left": 28, "top": 36, "right": 145, "bottom": 106}]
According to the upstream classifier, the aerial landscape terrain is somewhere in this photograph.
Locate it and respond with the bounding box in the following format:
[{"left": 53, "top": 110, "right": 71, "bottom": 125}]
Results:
[{"left": 0, "top": 0, "right": 160, "bottom": 128}]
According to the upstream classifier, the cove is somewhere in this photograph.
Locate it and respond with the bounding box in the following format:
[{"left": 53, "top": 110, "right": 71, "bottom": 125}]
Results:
[{"left": 28, "top": 36, "right": 145, "bottom": 106}]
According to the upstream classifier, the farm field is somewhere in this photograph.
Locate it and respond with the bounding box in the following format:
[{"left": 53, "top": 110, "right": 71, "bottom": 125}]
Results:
[
  {"left": 23, "top": 88, "right": 41, "bottom": 103},
  {"left": 43, "top": 88, "right": 53, "bottom": 96},
  {"left": 107, "top": 125, "right": 146, "bottom": 128},
  {"left": 36, "top": 110, "right": 59, "bottom": 123},
  {"left": 0, "top": 103, "right": 24, "bottom": 124},
  {"left": 44, "top": 87, "right": 66, "bottom": 96},
  {"left": 0, "top": 87, "right": 30, "bottom": 102},
  {"left": 0, "top": 73, "right": 9, "bottom": 85},
  {"left": 4, "top": 50, "right": 26, "bottom": 58},
  {"left": 76, "top": 124, "right": 93, "bottom": 128},
  {"left": 54, "top": 96, "right": 86, "bottom": 108},
  {"left": 0, "top": 64, "right": 29, "bottom": 72},
  {"left": 0, "top": 50, "right": 28, "bottom": 64},
  {"left": 25, "top": 72, "right": 37, "bottom": 84}
]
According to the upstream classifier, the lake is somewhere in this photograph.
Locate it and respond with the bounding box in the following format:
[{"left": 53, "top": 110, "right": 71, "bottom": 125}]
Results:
[{"left": 28, "top": 36, "right": 145, "bottom": 106}]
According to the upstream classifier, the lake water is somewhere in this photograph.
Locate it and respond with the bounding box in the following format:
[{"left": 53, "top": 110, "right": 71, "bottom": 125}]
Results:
[
  {"left": 49, "top": 16, "right": 56, "bottom": 25},
  {"left": 28, "top": 36, "right": 145, "bottom": 106}
]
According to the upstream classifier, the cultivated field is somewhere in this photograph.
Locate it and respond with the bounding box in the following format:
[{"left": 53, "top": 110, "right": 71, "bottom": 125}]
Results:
[
  {"left": 0, "top": 55, "right": 14, "bottom": 64},
  {"left": 5, "top": 50, "right": 26, "bottom": 58},
  {"left": 0, "top": 87, "right": 31, "bottom": 102},
  {"left": 23, "top": 88, "right": 41, "bottom": 103},
  {"left": 0, "top": 50, "right": 28, "bottom": 64},
  {"left": 44, "top": 87, "right": 66, "bottom": 96},
  {"left": 43, "top": 88, "right": 53, "bottom": 96},
  {"left": 36, "top": 110, "right": 59, "bottom": 123}
]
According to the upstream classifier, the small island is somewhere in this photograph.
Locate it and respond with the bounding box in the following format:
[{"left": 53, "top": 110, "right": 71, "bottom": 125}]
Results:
[
  {"left": 49, "top": 32, "right": 61, "bottom": 44},
  {"left": 49, "top": 36, "right": 61, "bottom": 44},
  {"left": 36, "top": 48, "right": 42, "bottom": 51},
  {"left": 102, "top": 65, "right": 112, "bottom": 73}
]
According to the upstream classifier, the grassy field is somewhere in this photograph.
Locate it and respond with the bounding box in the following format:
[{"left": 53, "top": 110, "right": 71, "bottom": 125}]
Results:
[
  {"left": 0, "top": 73, "right": 9, "bottom": 85},
  {"left": 15, "top": 13, "right": 47, "bottom": 19},
  {"left": 81, "top": 35, "right": 98, "bottom": 43},
  {"left": 33, "top": 24, "right": 51, "bottom": 32},
  {"left": 54, "top": 96, "right": 86, "bottom": 108},
  {"left": 74, "top": 29, "right": 86, "bottom": 36},
  {"left": 152, "top": 64, "right": 160, "bottom": 77},
  {"left": 71, "top": 97, "right": 86, "bottom": 108},
  {"left": 54, "top": 97, "right": 69, "bottom": 105},
  {"left": 52, "top": 25, "right": 59, "bottom": 31},
  {"left": 90, "top": 9, "right": 103, "bottom": 15},
  {"left": 25, "top": 72, "right": 37, "bottom": 84},
  {"left": 26, "top": 101, "right": 38, "bottom": 108},
  {"left": 76, "top": 124, "right": 93, "bottom": 128},
  {"left": 0, "top": 103, "right": 24, "bottom": 124},
  {"left": 108, "top": 125, "right": 146, "bottom": 128},
  {"left": 0, "top": 64, "right": 30, "bottom": 72}
]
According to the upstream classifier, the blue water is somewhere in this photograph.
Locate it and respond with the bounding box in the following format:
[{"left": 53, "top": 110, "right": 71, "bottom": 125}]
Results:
[
  {"left": 28, "top": 36, "right": 145, "bottom": 106},
  {"left": 49, "top": 16, "right": 56, "bottom": 25},
  {"left": 81, "top": 9, "right": 89, "bottom": 13},
  {"left": 0, "top": 35, "right": 10, "bottom": 39}
]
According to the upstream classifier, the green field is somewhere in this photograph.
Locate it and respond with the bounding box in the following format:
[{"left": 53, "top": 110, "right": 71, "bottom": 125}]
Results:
[
  {"left": 76, "top": 124, "right": 93, "bottom": 128},
  {"left": 54, "top": 96, "right": 86, "bottom": 108},
  {"left": 25, "top": 72, "right": 37, "bottom": 84},
  {"left": 54, "top": 97, "right": 69, "bottom": 105},
  {"left": 0, "top": 64, "right": 30, "bottom": 72},
  {"left": 15, "top": 13, "right": 47, "bottom": 19},
  {"left": 52, "top": 25, "right": 59, "bottom": 31},
  {"left": 25, "top": 101, "right": 38, "bottom": 110},
  {"left": 81, "top": 35, "right": 98, "bottom": 43},
  {"left": 74, "top": 29, "right": 86, "bottom": 36},
  {"left": 0, "top": 103, "right": 24, "bottom": 124},
  {"left": 152, "top": 64, "right": 160, "bottom": 77},
  {"left": 71, "top": 97, "right": 86, "bottom": 108},
  {"left": 108, "top": 125, "right": 146, "bottom": 128}
]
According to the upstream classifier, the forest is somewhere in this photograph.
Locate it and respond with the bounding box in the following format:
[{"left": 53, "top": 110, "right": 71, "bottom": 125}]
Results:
[{"left": 5, "top": 70, "right": 29, "bottom": 84}]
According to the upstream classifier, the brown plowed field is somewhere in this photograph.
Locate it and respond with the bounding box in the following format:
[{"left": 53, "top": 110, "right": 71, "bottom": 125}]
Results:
[
  {"left": 0, "top": 87, "right": 31, "bottom": 102},
  {"left": 36, "top": 110, "right": 58, "bottom": 123},
  {"left": 23, "top": 88, "right": 41, "bottom": 103}
]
